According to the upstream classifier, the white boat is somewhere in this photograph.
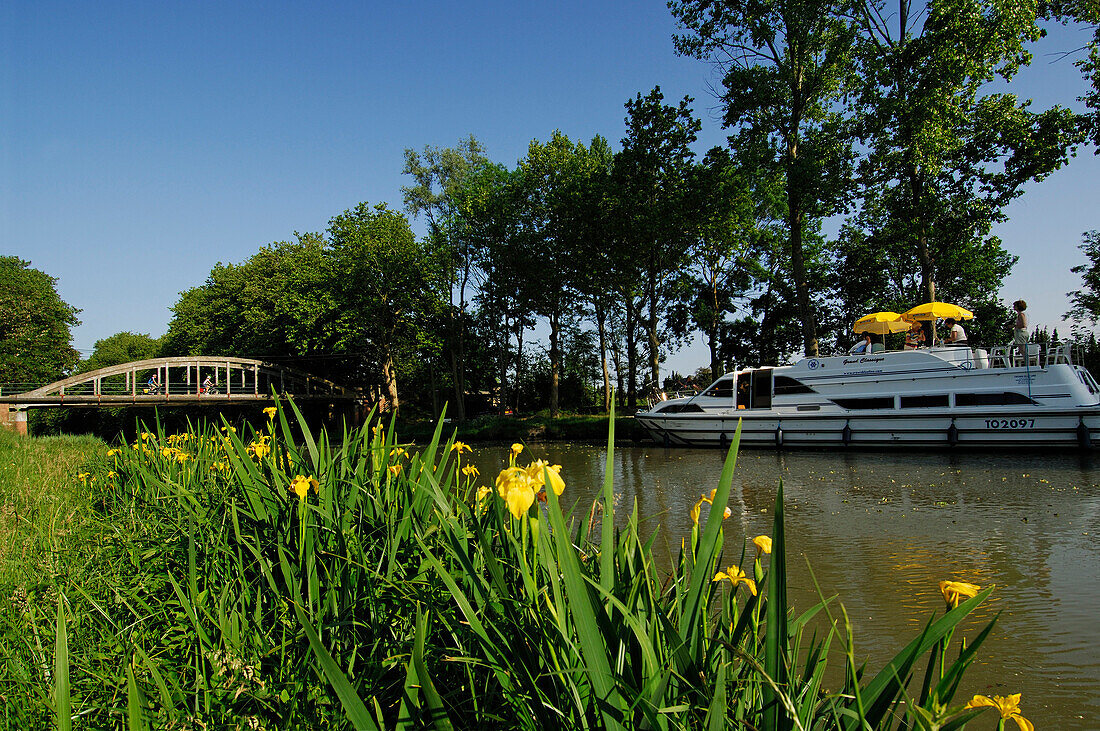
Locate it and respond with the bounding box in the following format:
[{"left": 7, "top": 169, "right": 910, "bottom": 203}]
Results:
[{"left": 635, "top": 343, "right": 1100, "bottom": 448}]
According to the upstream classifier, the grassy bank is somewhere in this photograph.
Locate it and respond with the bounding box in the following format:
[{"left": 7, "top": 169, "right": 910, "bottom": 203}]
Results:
[
  {"left": 0, "top": 429, "right": 106, "bottom": 589},
  {"left": 0, "top": 407, "right": 1023, "bottom": 729}
]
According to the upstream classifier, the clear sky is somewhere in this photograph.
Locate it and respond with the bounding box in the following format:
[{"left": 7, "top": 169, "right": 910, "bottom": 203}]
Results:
[{"left": 3, "top": 1, "right": 1097, "bottom": 372}]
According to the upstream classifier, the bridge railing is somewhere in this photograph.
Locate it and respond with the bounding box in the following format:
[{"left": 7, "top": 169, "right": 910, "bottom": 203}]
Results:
[
  {"left": 0, "top": 384, "right": 45, "bottom": 396},
  {"left": 1, "top": 356, "right": 358, "bottom": 404}
]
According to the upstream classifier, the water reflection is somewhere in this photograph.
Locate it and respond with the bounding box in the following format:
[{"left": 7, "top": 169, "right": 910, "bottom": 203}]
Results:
[{"left": 469, "top": 444, "right": 1100, "bottom": 727}]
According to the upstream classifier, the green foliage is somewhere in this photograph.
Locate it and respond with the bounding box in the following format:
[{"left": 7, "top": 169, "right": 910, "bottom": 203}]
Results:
[
  {"left": 843, "top": 0, "right": 1084, "bottom": 319},
  {"left": 0, "top": 257, "right": 81, "bottom": 384},
  {"left": 78, "top": 332, "right": 162, "bottom": 373},
  {"left": 0, "top": 407, "right": 1002, "bottom": 729},
  {"left": 162, "top": 233, "right": 335, "bottom": 359},
  {"left": 1066, "top": 230, "right": 1100, "bottom": 327},
  {"left": 614, "top": 87, "right": 703, "bottom": 386},
  {"left": 671, "top": 0, "right": 858, "bottom": 357},
  {"left": 162, "top": 211, "right": 444, "bottom": 410}
]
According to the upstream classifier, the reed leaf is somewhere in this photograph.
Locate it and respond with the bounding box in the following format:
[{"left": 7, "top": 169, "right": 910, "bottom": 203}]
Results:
[
  {"left": 545, "top": 475, "right": 627, "bottom": 729},
  {"left": 53, "top": 596, "right": 70, "bottom": 731}
]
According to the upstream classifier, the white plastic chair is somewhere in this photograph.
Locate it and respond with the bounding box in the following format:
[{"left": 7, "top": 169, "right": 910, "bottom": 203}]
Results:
[
  {"left": 1012, "top": 343, "right": 1040, "bottom": 367},
  {"left": 1044, "top": 343, "right": 1072, "bottom": 366}
]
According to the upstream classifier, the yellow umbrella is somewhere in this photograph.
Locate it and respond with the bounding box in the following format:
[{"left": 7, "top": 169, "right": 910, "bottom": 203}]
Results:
[
  {"left": 902, "top": 302, "right": 974, "bottom": 322},
  {"left": 853, "top": 311, "right": 912, "bottom": 335}
]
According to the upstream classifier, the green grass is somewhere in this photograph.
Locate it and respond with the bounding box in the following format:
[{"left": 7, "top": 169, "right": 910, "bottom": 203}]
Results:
[
  {"left": 0, "top": 429, "right": 106, "bottom": 587},
  {"left": 0, "top": 407, "right": 1007, "bottom": 730}
]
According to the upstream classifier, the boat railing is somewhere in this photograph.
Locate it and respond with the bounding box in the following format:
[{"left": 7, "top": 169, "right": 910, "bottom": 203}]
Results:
[{"left": 987, "top": 342, "right": 1081, "bottom": 369}]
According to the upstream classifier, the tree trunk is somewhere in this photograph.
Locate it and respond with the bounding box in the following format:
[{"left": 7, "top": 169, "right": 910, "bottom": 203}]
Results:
[
  {"left": 709, "top": 276, "right": 721, "bottom": 380},
  {"left": 625, "top": 290, "right": 638, "bottom": 409},
  {"left": 381, "top": 344, "right": 399, "bottom": 412},
  {"left": 787, "top": 177, "right": 818, "bottom": 357},
  {"left": 647, "top": 270, "right": 661, "bottom": 390},
  {"left": 549, "top": 310, "right": 561, "bottom": 418},
  {"left": 448, "top": 310, "right": 466, "bottom": 421},
  {"left": 513, "top": 322, "right": 525, "bottom": 415},
  {"left": 498, "top": 314, "right": 510, "bottom": 416},
  {"left": 595, "top": 300, "right": 611, "bottom": 412}
]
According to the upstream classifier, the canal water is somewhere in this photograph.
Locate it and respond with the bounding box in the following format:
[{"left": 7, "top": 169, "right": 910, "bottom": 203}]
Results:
[{"left": 468, "top": 444, "right": 1099, "bottom": 728}]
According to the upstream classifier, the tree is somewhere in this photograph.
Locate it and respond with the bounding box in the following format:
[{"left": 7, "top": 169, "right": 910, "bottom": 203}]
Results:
[
  {"left": 1066, "top": 231, "right": 1100, "bottom": 328},
  {"left": 327, "top": 202, "right": 444, "bottom": 411},
  {"left": 454, "top": 162, "right": 531, "bottom": 415},
  {"left": 163, "top": 233, "right": 336, "bottom": 361},
  {"left": 848, "top": 0, "right": 1083, "bottom": 323},
  {"left": 515, "top": 132, "right": 598, "bottom": 417},
  {"left": 1040, "top": 0, "right": 1100, "bottom": 146},
  {"left": 615, "top": 87, "right": 701, "bottom": 390},
  {"left": 0, "top": 257, "right": 81, "bottom": 384},
  {"left": 79, "top": 332, "right": 162, "bottom": 373},
  {"left": 673, "top": 147, "right": 755, "bottom": 378},
  {"left": 402, "top": 136, "right": 491, "bottom": 420},
  {"left": 565, "top": 135, "right": 617, "bottom": 412},
  {"left": 671, "top": 0, "right": 857, "bottom": 357}
]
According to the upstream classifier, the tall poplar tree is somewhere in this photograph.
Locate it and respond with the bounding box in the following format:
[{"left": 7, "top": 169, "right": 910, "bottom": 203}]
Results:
[
  {"left": 848, "top": 0, "right": 1083, "bottom": 323},
  {"left": 402, "top": 136, "right": 490, "bottom": 420},
  {"left": 615, "top": 87, "right": 701, "bottom": 389},
  {"left": 670, "top": 0, "right": 857, "bottom": 357}
]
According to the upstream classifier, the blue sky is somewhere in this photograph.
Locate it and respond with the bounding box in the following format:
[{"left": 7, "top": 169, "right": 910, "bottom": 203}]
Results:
[{"left": 3, "top": 1, "right": 1097, "bottom": 371}]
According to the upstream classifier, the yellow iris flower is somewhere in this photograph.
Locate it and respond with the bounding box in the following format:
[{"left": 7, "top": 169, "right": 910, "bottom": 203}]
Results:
[
  {"left": 753, "top": 535, "right": 773, "bottom": 555},
  {"left": 939, "top": 580, "right": 981, "bottom": 608},
  {"left": 106, "top": 448, "right": 121, "bottom": 458},
  {"left": 476, "top": 485, "right": 492, "bottom": 502},
  {"left": 965, "top": 693, "right": 1033, "bottom": 731},
  {"left": 690, "top": 491, "right": 731, "bottom": 525},
  {"left": 713, "top": 566, "right": 757, "bottom": 596},
  {"left": 511, "top": 443, "right": 524, "bottom": 456},
  {"left": 526, "top": 459, "right": 565, "bottom": 496},
  {"left": 264, "top": 406, "right": 277, "bottom": 420},
  {"left": 388, "top": 464, "right": 402, "bottom": 477},
  {"left": 289, "top": 475, "right": 319, "bottom": 500},
  {"left": 451, "top": 441, "right": 472, "bottom": 454},
  {"left": 495, "top": 466, "right": 535, "bottom": 519},
  {"left": 690, "top": 497, "right": 704, "bottom": 525},
  {"left": 462, "top": 464, "right": 479, "bottom": 477}
]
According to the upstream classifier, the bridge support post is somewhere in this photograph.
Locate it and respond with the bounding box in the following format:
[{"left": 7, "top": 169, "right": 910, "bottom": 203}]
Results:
[{"left": 1, "top": 405, "right": 28, "bottom": 435}]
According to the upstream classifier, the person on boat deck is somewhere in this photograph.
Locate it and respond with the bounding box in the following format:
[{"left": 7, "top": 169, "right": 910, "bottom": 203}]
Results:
[
  {"left": 944, "top": 318, "right": 968, "bottom": 346},
  {"left": 849, "top": 331, "right": 873, "bottom": 354},
  {"left": 904, "top": 321, "right": 926, "bottom": 350},
  {"left": 1012, "top": 300, "right": 1029, "bottom": 346}
]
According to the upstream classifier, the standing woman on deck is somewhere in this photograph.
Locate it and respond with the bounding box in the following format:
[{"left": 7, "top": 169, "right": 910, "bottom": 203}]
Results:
[{"left": 1013, "top": 300, "right": 1029, "bottom": 346}]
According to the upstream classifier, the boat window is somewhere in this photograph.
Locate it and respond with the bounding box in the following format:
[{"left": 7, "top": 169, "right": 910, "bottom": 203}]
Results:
[
  {"left": 774, "top": 375, "right": 815, "bottom": 395},
  {"left": 736, "top": 373, "right": 751, "bottom": 408},
  {"left": 656, "top": 403, "right": 704, "bottom": 414},
  {"left": 703, "top": 377, "right": 734, "bottom": 398},
  {"left": 831, "top": 397, "right": 895, "bottom": 410},
  {"left": 900, "top": 394, "right": 949, "bottom": 408},
  {"left": 954, "top": 392, "right": 1036, "bottom": 406},
  {"left": 752, "top": 369, "right": 773, "bottom": 409}
]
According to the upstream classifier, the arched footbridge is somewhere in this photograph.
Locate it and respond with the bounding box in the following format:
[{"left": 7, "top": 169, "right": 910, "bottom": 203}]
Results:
[{"left": 0, "top": 356, "right": 358, "bottom": 407}]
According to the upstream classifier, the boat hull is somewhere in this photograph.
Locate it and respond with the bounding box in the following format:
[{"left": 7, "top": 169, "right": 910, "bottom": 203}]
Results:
[{"left": 635, "top": 407, "right": 1100, "bottom": 449}]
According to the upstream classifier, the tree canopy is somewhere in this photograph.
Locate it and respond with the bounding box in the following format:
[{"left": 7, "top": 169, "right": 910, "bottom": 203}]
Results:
[{"left": 0, "top": 257, "right": 81, "bottom": 384}]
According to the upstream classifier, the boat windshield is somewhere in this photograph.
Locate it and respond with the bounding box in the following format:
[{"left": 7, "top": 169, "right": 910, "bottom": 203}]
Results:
[{"left": 703, "top": 376, "right": 734, "bottom": 398}]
